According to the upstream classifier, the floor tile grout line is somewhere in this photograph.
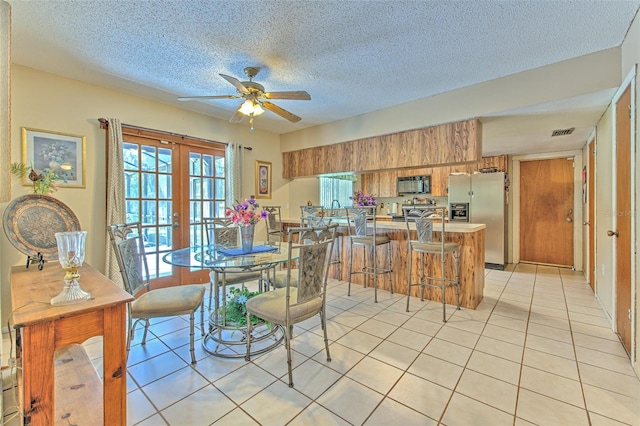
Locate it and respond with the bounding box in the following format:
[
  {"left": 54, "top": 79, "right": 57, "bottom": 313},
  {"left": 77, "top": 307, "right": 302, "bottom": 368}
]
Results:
[{"left": 433, "top": 266, "right": 516, "bottom": 425}]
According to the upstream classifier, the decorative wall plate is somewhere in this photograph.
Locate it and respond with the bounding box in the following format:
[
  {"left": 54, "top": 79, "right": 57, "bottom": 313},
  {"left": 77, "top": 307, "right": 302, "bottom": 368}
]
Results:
[{"left": 3, "top": 194, "right": 81, "bottom": 261}]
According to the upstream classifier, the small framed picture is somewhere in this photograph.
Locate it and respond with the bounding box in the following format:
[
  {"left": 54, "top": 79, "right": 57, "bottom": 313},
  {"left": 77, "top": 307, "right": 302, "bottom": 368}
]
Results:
[
  {"left": 255, "top": 160, "right": 272, "bottom": 199},
  {"left": 22, "top": 127, "right": 86, "bottom": 188}
]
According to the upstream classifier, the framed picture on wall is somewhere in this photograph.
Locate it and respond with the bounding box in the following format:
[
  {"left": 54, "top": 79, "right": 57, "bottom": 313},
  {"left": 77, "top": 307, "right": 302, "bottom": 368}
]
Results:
[
  {"left": 255, "top": 160, "right": 272, "bottom": 199},
  {"left": 22, "top": 127, "right": 86, "bottom": 188}
]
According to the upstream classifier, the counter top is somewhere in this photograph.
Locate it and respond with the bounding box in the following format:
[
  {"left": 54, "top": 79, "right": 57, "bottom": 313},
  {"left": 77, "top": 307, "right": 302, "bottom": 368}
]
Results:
[{"left": 282, "top": 217, "right": 485, "bottom": 233}]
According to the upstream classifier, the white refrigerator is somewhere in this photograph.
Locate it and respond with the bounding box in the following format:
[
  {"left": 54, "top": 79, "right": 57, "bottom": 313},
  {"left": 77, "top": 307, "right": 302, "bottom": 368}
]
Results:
[{"left": 448, "top": 172, "right": 507, "bottom": 269}]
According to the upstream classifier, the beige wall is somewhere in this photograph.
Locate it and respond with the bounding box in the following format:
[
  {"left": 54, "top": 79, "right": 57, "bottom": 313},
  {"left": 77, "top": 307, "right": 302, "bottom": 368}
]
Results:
[{"left": 1, "top": 65, "right": 283, "bottom": 324}]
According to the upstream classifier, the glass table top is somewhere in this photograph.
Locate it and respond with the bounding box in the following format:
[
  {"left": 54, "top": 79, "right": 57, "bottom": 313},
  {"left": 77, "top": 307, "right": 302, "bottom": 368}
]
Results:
[{"left": 162, "top": 241, "right": 294, "bottom": 271}]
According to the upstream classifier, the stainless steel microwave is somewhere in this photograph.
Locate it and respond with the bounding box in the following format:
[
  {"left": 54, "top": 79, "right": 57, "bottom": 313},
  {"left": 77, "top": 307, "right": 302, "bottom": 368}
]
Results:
[{"left": 397, "top": 175, "right": 431, "bottom": 194}]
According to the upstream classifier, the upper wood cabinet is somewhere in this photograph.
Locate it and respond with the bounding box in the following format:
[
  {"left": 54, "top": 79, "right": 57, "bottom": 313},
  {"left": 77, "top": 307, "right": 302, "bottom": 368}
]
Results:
[
  {"left": 282, "top": 119, "right": 482, "bottom": 178},
  {"left": 360, "top": 155, "right": 508, "bottom": 198}
]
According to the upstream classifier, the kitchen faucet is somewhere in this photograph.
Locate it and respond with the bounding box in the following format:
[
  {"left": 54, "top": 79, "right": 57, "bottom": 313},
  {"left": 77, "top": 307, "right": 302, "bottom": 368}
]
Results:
[{"left": 331, "top": 199, "right": 341, "bottom": 209}]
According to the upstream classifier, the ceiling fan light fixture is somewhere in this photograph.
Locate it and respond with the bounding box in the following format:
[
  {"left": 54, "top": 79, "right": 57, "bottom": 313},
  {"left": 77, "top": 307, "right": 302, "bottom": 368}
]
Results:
[{"left": 239, "top": 99, "right": 265, "bottom": 116}]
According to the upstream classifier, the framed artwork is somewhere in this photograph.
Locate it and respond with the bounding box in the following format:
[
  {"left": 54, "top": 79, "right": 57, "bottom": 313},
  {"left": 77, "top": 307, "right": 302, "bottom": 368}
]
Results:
[
  {"left": 255, "top": 160, "right": 272, "bottom": 199},
  {"left": 22, "top": 127, "right": 86, "bottom": 188}
]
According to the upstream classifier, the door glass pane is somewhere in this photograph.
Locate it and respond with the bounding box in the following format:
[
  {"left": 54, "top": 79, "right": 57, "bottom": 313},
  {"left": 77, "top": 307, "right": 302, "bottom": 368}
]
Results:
[
  {"left": 158, "top": 174, "right": 171, "bottom": 199},
  {"left": 190, "top": 177, "right": 201, "bottom": 199},
  {"left": 124, "top": 172, "right": 139, "bottom": 198},
  {"left": 203, "top": 154, "right": 214, "bottom": 177},
  {"left": 215, "top": 178, "right": 225, "bottom": 200},
  {"left": 142, "top": 173, "right": 156, "bottom": 198},
  {"left": 123, "top": 143, "right": 139, "bottom": 170},
  {"left": 158, "top": 201, "right": 171, "bottom": 225},
  {"left": 158, "top": 148, "right": 172, "bottom": 173},
  {"left": 126, "top": 200, "right": 140, "bottom": 222},
  {"left": 190, "top": 152, "right": 201, "bottom": 175},
  {"left": 141, "top": 200, "right": 156, "bottom": 225},
  {"left": 203, "top": 177, "right": 213, "bottom": 199},
  {"left": 141, "top": 145, "right": 156, "bottom": 171},
  {"left": 215, "top": 156, "right": 225, "bottom": 177}
]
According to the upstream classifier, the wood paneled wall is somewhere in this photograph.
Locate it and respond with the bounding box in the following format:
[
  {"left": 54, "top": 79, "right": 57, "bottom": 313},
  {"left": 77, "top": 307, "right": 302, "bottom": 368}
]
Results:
[{"left": 282, "top": 119, "right": 482, "bottom": 178}]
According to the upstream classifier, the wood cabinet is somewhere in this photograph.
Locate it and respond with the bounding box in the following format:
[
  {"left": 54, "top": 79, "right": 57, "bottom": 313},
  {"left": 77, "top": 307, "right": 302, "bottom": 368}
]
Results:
[
  {"left": 361, "top": 155, "right": 508, "bottom": 198},
  {"left": 10, "top": 263, "right": 133, "bottom": 425},
  {"left": 282, "top": 118, "right": 482, "bottom": 178}
]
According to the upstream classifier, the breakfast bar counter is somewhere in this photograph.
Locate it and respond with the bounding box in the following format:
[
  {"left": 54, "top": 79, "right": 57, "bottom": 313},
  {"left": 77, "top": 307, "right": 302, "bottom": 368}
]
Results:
[{"left": 282, "top": 218, "right": 485, "bottom": 309}]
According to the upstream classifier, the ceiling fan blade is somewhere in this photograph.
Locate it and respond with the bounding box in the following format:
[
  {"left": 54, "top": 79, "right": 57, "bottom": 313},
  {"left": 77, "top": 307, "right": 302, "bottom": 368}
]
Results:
[
  {"left": 178, "top": 95, "right": 239, "bottom": 100},
  {"left": 229, "top": 107, "right": 245, "bottom": 123},
  {"left": 263, "top": 91, "right": 311, "bottom": 100},
  {"left": 261, "top": 101, "right": 302, "bottom": 123},
  {"left": 220, "top": 73, "right": 250, "bottom": 95}
]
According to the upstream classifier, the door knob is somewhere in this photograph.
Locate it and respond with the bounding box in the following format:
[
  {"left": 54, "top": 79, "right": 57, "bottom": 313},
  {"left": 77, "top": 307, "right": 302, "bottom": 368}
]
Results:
[{"left": 607, "top": 230, "right": 619, "bottom": 237}]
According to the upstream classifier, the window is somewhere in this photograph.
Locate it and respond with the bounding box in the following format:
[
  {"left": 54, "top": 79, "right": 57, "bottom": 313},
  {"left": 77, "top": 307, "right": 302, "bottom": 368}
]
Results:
[{"left": 319, "top": 176, "right": 354, "bottom": 208}]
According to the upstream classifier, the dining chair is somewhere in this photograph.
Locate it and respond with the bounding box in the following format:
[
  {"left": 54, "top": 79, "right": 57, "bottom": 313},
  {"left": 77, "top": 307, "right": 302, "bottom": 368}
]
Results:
[
  {"left": 203, "top": 218, "right": 264, "bottom": 309},
  {"left": 107, "top": 222, "right": 206, "bottom": 364},
  {"left": 345, "top": 205, "right": 393, "bottom": 302},
  {"left": 245, "top": 223, "right": 338, "bottom": 387},
  {"left": 262, "top": 205, "right": 284, "bottom": 242},
  {"left": 403, "top": 206, "right": 460, "bottom": 321}
]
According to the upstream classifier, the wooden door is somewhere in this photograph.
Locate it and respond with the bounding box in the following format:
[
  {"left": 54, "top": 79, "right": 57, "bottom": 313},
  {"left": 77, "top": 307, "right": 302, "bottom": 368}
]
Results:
[
  {"left": 123, "top": 128, "right": 225, "bottom": 287},
  {"left": 588, "top": 140, "right": 595, "bottom": 290},
  {"left": 177, "top": 144, "right": 226, "bottom": 285},
  {"left": 520, "top": 158, "right": 574, "bottom": 267},
  {"left": 615, "top": 85, "right": 632, "bottom": 354}
]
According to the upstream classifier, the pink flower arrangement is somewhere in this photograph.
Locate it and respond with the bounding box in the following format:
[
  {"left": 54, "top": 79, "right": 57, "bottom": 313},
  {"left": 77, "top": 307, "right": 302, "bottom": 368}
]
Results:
[
  {"left": 350, "top": 190, "right": 377, "bottom": 206},
  {"left": 226, "top": 198, "right": 268, "bottom": 226}
]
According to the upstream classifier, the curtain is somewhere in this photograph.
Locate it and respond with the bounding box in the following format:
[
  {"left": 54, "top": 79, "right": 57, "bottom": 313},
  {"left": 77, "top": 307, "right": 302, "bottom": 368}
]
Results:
[
  {"left": 226, "top": 142, "right": 244, "bottom": 206},
  {"left": 104, "top": 118, "right": 126, "bottom": 287}
]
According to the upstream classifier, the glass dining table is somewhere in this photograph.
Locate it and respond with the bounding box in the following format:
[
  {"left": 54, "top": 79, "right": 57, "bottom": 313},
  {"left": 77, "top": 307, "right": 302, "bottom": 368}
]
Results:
[{"left": 162, "top": 241, "right": 295, "bottom": 358}]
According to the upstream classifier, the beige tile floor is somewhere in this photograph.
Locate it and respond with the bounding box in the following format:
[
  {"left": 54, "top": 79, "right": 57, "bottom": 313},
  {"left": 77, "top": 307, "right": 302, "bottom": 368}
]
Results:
[{"left": 3, "top": 263, "right": 640, "bottom": 425}]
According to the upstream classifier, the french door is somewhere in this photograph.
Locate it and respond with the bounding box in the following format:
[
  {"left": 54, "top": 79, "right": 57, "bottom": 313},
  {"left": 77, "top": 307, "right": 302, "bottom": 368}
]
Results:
[{"left": 122, "top": 128, "right": 226, "bottom": 287}]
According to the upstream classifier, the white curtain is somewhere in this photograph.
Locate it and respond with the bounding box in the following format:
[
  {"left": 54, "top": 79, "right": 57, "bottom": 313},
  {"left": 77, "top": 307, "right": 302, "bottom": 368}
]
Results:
[
  {"left": 226, "top": 142, "right": 244, "bottom": 206},
  {"left": 105, "top": 118, "right": 126, "bottom": 287}
]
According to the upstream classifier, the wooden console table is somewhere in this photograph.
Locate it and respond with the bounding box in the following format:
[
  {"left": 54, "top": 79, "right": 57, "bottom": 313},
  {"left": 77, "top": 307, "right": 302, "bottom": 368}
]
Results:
[{"left": 10, "top": 262, "right": 133, "bottom": 425}]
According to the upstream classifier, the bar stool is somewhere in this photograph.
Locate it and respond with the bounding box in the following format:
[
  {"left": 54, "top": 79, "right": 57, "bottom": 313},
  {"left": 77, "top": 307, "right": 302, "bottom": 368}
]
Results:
[
  {"left": 345, "top": 205, "right": 393, "bottom": 302},
  {"left": 403, "top": 206, "right": 460, "bottom": 322},
  {"left": 262, "top": 205, "right": 284, "bottom": 242},
  {"left": 271, "top": 206, "right": 331, "bottom": 289},
  {"left": 203, "top": 218, "right": 264, "bottom": 309},
  {"left": 300, "top": 205, "right": 325, "bottom": 227}
]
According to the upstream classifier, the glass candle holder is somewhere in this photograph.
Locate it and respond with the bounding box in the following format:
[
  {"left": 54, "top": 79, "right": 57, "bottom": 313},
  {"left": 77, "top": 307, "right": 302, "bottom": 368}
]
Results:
[{"left": 51, "top": 231, "right": 91, "bottom": 305}]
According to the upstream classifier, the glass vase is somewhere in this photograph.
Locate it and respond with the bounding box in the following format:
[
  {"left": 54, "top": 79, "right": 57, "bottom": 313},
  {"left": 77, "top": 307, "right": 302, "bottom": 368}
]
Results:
[
  {"left": 51, "top": 231, "right": 91, "bottom": 305},
  {"left": 240, "top": 224, "right": 255, "bottom": 253}
]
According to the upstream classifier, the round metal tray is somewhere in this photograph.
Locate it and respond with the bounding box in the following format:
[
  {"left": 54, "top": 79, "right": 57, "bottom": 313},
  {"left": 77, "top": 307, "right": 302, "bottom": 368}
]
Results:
[{"left": 3, "top": 194, "right": 81, "bottom": 261}]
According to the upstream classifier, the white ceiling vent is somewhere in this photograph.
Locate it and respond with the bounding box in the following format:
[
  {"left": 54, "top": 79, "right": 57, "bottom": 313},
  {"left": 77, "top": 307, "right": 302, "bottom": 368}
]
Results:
[{"left": 551, "top": 128, "right": 575, "bottom": 137}]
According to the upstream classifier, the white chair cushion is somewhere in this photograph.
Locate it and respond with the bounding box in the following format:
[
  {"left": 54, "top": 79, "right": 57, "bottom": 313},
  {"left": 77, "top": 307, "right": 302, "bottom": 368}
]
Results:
[
  {"left": 246, "top": 288, "right": 322, "bottom": 324},
  {"left": 132, "top": 284, "right": 205, "bottom": 318}
]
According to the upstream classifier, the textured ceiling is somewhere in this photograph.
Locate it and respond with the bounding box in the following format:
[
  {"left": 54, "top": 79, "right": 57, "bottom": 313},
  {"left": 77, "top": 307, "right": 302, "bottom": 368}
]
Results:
[{"left": 7, "top": 0, "right": 640, "bottom": 154}]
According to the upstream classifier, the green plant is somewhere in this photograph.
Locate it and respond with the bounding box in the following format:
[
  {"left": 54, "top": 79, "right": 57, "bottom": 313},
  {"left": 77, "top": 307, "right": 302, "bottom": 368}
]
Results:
[
  {"left": 224, "top": 286, "right": 262, "bottom": 327},
  {"left": 11, "top": 162, "right": 66, "bottom": 195}
]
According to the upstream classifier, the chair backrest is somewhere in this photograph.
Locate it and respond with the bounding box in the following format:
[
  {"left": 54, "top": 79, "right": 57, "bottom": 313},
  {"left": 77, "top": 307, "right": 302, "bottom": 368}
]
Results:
[
  {"left": 285, "top": 224, "right": 338, "bottom": 305},
  {"left": 300, "top": 205, "right": 327, "bottom": 227},
  {"left": 344, "top": 205, "right": 377, "bottom": 238},
  {"left": 262, "top": 206, "right": 283, "bottom": 241},
  {"left": 107, "top": 222, "right": 150, "bottom": 297},
  {"left": 203, "top": 218, "right": 239, "bottom": 247},
  {"left": 403, "top": 205, "right": 447, "bottom": 244}
]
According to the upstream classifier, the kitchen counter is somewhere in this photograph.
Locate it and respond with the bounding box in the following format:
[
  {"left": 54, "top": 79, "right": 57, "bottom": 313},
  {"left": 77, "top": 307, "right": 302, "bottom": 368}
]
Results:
[
  {"left": 282, "top": 217, "right": 484, "bottom": 233},
  {"left": 281, "top": 218, "right": 485, "bottom": 309}
]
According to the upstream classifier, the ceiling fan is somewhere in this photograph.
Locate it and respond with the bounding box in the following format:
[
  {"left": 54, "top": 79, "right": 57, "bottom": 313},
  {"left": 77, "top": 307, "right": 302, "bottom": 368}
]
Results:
[{"left": 178, "top": 67, "right": 310, "bottom": 128}]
